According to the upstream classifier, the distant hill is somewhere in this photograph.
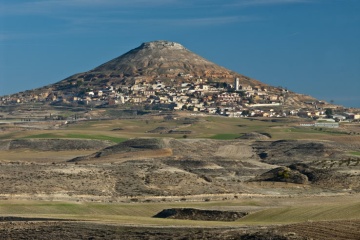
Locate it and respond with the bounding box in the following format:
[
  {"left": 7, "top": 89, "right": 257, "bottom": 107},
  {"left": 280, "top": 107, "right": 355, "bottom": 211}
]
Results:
[{"left": 2, "top": 40, "right": 320, "bottom": 109}]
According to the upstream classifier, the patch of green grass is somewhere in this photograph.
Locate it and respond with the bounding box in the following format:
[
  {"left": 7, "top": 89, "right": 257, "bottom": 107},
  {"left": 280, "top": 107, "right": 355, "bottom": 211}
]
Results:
[
  {"left": 65, "top": 134, "right": 127, "bottom": 143},
  {"left": 23, "top": 133, "right": 127, "bottom": 143},
  {"left": 349, "top": 151, "right": 360, "bottom": 156},
  {"left": 209, "top": 134, "right": 241, "bottom": 140}
]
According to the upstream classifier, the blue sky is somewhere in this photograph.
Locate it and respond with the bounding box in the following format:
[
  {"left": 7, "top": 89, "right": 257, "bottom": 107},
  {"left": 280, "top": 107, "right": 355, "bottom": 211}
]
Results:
[{"left": 1, "top": 0, "right": 359, "bottom": 108}]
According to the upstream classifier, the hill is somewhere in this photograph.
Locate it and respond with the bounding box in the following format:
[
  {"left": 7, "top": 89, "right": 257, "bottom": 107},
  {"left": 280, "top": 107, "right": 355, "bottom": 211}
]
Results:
[
  {"left": 1, "top": 40, "right": 319, "bottom": 110},
  {"left": 51, "top": 40, "right": 264, "bottom": 90}
]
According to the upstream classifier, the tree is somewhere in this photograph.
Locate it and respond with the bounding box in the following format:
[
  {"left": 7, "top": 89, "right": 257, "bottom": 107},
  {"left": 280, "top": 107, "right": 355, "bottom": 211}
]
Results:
[
  {"left": 76, "top": 80, "right": 83, "bottom": 87},
  {"left": 241, "top": 110, "right": 250, "bottom": 116},
  {"left": 215, "top": 107, "right": 221, "bottom": 115},
  {"left": 325, "top": 108, "right": 333, "bottom": 118},
  {"left": 248, "top": 96, "right": 255, "bottom": 104},
  {"left": 237, "top": 91, "right": 246, "bottom": 97}
]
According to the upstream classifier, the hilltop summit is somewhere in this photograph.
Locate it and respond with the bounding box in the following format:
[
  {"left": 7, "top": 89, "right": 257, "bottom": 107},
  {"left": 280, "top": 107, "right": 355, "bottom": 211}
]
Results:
[
  {"left": 139, "top": 40, "right": 186, "bottom": 50},
  {"left": 82, "top": 40, "right": 261, "bottom": 86}
]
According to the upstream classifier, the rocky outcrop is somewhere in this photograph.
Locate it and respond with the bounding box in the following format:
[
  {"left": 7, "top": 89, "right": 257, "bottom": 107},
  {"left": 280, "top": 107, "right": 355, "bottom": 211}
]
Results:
[
  {"left": 253, "top": 166, "right": 308, "bottom": 184},
  {"left": 253, "top": 140, "right": 343, "bottom": 164},
  {"left": 153, "top": 208, "right": 248, "bottom": 221}
]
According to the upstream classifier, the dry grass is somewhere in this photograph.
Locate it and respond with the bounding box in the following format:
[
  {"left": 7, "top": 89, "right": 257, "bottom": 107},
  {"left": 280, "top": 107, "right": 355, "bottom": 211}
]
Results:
[
  {"left": 239, "top": 201, "right": 360, "bottom": 224},
  {"left": 0, "top": 195, "right": 359, "bottom": 226},
  {"left": 79, "top": 148, "right": 173, "bottom": 163},
  {"left": 0, "top": 150, "right": 95, "bottom": 163}
]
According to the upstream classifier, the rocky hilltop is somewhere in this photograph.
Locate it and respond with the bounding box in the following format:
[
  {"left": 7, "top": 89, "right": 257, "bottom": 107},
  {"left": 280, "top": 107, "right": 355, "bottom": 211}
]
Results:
[{"left": 65, "top": 40, "right": 261, "bottom": 87}]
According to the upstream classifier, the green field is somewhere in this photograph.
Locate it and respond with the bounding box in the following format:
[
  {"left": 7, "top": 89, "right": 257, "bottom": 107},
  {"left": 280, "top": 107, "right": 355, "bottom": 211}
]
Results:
[
  {"left": 209, "top": 133, "right": 241, "bottom": 140},
  {"left": 2, "top": 115, "right": 357, "bottom": 143},
  {"left": 1, "top": 198, "right": 359, "bottom": 226}
]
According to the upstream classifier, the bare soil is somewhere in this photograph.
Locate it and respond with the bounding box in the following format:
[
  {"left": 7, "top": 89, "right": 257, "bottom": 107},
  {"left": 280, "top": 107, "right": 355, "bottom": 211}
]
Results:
[
  {"left": 1, "top": 218, "right": 359, "bottom": 239},
  {"left": 277, "top": 219, "right": 360, "bottom": 240},
  {"left": 0, "top": 220, "right": 300, "bottom": 240}
]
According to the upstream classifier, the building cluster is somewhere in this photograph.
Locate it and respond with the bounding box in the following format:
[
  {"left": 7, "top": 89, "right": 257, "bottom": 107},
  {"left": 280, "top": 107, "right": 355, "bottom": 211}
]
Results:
[{"left": 1, "top": 77, "right": 359, "bottom": 123}]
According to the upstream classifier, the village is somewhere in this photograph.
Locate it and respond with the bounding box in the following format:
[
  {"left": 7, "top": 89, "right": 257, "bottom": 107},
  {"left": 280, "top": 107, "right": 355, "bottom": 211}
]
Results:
[{"left": 1, "top": 77, "right": 359, "bottom": 126}]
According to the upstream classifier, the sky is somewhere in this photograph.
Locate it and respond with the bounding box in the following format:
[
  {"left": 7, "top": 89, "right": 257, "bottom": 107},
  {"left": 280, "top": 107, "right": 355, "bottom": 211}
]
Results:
[{"left": 0, "top": 0, "right": 359, "bottom": 108}]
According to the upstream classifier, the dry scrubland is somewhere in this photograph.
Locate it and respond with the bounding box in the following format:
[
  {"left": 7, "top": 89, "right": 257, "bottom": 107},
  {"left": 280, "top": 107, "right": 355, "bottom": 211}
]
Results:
[{"left": 1, "top": 113, "right": 360, "bottom": 239}]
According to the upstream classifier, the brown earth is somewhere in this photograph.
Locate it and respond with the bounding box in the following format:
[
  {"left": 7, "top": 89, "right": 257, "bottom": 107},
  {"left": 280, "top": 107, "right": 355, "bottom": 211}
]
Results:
[
  {"left": 277, "top": 219, "right": 360, "bottom": 240},
  {"left": 1, "top": 218, "right": 359, "bottom": 239}
]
